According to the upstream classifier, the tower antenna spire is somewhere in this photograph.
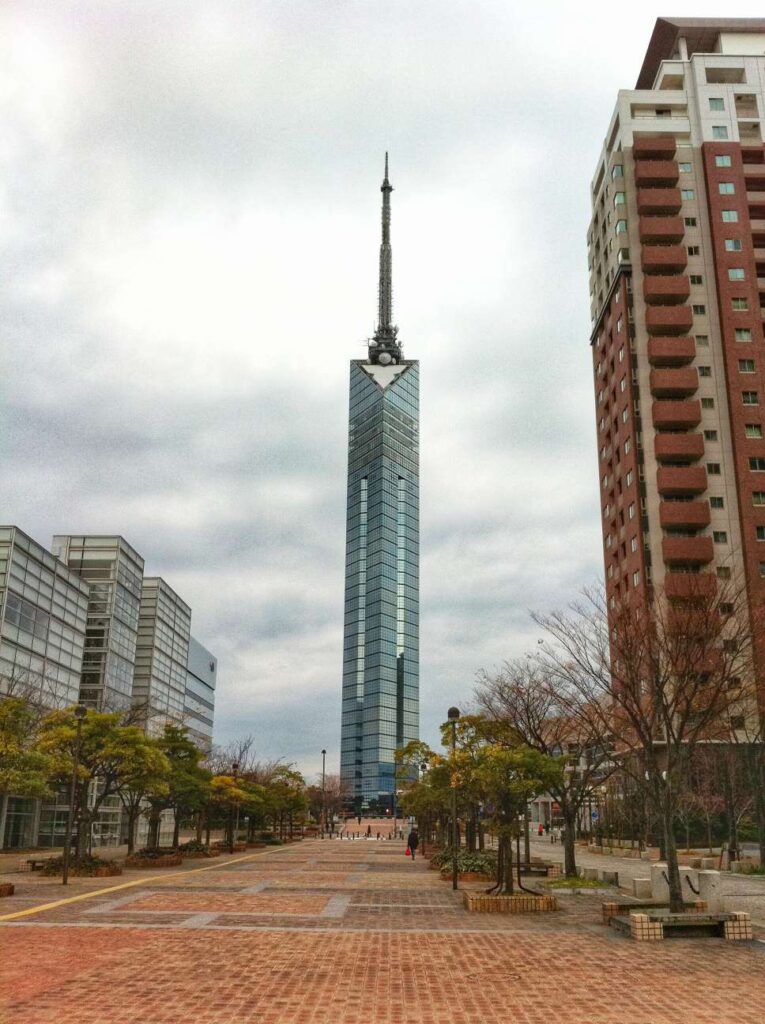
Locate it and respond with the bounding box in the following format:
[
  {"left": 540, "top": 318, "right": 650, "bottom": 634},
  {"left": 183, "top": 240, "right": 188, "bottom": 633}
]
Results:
[{"left": 370, "top": 152, "right": 401, "bottom": 365}]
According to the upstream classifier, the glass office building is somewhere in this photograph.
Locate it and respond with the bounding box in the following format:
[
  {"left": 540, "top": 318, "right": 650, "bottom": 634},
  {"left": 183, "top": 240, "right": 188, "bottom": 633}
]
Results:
[
  {"left": 340, "top": 157, "right": 419, "bottom": 810},
  {"left": 184, "top": 636, "right": 217, "bottom": 752},
  {"left": 52, "top": 535, "right": 144, "bottom": 711},
  {"left": 133, "top": 577, "right": 191, "bottom": 732}
]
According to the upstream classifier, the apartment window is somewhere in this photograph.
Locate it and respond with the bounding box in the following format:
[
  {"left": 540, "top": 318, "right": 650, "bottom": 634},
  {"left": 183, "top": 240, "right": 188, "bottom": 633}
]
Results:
[
  {"left": 704, "top": 430, "right": 719, "bottom": 441},
  {"left": 753, "top": 492, "right": 765, "bottom": 505},
  {"left": 611, "top": 165, "right": 624, "bottom": 179},
  {"left": 678, "top": 162, "right": 692, "bottom": 172},
  {"left": 697, "top": 334, "right": 709, "bottom": 346},
  {"left": 616, "top": 316, "right": 623, "bottom": 333},
  {"left": 722, "top": 210, "right": 739, "bottom": 222},
  {"left": 693, "top": 304, "right": 706, "bottom": 315},
  {"left": 735, "top": 328, "right": 752, "bottom": 341},
  {"left": 615, "top": 220, "right": 627, "bottom": 234},
  {"left": 757, "top": 526, "right": 765, "bottom": 542},
  {"left": 718, "top": 566, "right": 732, "bottom": 579},
  {"left": 707, "top": 463, "right": 722, "bottom": 474},
  {"left": 628, "top": 502, "right": 635, "bottom": 520},
  {"left": 715, "top": 154, "right": 732, "bottom": 167},
  {"left": 725, "top": 238, "right": 743, "bottom": 251},
  {"left": 698, "top": 366, "right": 712, "bottom": 377},
  {"left": 750, "top": 457, "right": 765, "bottom": 471},
  {"left": 701, "top": 397, "right": 715, "bottom": 409},
  {"left": 684, "top": 217, "right": 697, "bottom": 226},
  {"left": 732, "top": 297, "right": 748, "bottom": 310},
  {"left": 614, "top": 192, "right": 626, "bottom": 206},
  {"left": 712, "top": 126, "right": 729, "bottom": 140},
  {"left": 745, "top": 424, "right": 763, "bottom": 438},
  {"left": 630, "top": 536, "right": 638, "bottom": 553},
  {"left": 681, "top": 189, "right": 695, "bottom": 200},
  {"left": 622, "top": 409, "right": 629, "bottom": 423},
  {"left": 620, "top": 377, "right": 626, "bottom": 392},
  {"left": 690, "top": 274, "right": 703, "bottom": 285},
  {"left": 718, "top": 182, "right": 735, "bottom": 194},
  {"left": 632, "top": 571, "right": 640, "bottom": 587},
  {"left": 743, "top": 391, "right": 759, "bottom": 405},
  {"left": 709, "top": 98, "right": 725, "bottom": 111},
  {"left": 739, "top": 359, "right": 756, "bottom": 372},
  {"left": 619, "top": 346, "right": 624, "bottom": 362},
  {"left": 626, "top": 470, "right": 633, "bottom": 486},
  {"left": 710, "top": 496, "right": 724, "bottom": 508},
  {"left": 688, "top": 245, "right": 700, "bottom": 256},
  {"left": 624, "top": 439, "right": 631, "bottom": 454},
  {"left": 728, "top": 268, "right": 745, "bottom": 280},
  {"left": 713, "top": 531, "right": 728, "bottom": 543}
]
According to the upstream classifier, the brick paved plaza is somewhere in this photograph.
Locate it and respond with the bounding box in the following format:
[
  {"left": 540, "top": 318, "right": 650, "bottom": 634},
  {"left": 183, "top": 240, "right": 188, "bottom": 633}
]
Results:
[{"left": 2, "top": 826, "right": 765, "bottom": 1024}]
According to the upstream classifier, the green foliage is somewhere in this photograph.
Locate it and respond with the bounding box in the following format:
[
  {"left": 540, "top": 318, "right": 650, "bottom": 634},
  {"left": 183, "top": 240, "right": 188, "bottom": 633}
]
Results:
[
  {"left": 432, "top": 849, "right": 497, "bottom": 874},
  {"left": 736, "top": 863, "right": 765, "bottom": 875},
  {"left": 0, "top": 697, "right": 52, "bottom": 800},
  {"left": 40, "top": 854, "right": 116, "bottom": 876}
]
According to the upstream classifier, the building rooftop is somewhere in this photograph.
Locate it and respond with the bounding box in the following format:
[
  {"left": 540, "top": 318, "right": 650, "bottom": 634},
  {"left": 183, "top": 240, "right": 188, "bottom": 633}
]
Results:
[{"left": 637, "top": 17, "right": 765, "bottom": 89}]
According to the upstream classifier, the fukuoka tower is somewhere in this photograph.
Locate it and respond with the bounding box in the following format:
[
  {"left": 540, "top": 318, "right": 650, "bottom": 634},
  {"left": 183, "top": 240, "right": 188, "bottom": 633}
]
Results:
[{"left": 339, "top": 156, "right": 420, "bottom": 812}]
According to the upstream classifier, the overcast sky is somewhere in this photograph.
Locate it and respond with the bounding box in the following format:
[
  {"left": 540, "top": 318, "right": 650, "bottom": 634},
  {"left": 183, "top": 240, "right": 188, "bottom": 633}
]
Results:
[{"left": 4, "top": 2, "right": 763, "bottom": 781}]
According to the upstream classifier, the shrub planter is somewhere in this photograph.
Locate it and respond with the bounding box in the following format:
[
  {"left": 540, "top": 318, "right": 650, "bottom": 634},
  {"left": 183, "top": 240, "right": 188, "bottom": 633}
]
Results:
[
  {"left": 440, "top": 870, "right": 493, "bottom": 882},
  {"left": 125, "top": 853, "right": 182, "bottom": 869},
  {"left": 0, "top": 883, "right": 15, "bottom": 897},
  {"left": 40, "top": 857, "right": 122, "bottom": 878},
  {"left": 463, "top": 892, "right": 557, "bottom": 913},
  {"left": 181, "top": 849, "right": 221, "bottom": 859}
]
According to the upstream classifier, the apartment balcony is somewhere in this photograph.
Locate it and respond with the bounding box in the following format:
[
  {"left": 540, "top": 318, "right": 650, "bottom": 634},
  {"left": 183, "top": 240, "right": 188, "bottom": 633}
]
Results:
[
  {"left": 644, "top": 274, "right": 690, "bottom": 304},
  {"left": 649, "top": 366, "right": 698, "bottom": 397},
  {"left": 657, "top": 465, "right": 707, "bottom": 495},
  {"left": 639, "top": 216, "right": 685, "bottom": 244},
  {"left": 664, "top": 572, "right": 716, "bottom": 601},
  {"left": 637, "top": 188, "right": 682, "bottom": 215},
  {"left": 659, "top": 500, "right": 711, "bottom": 528},
  {"left": 751, "top": 220, "right": 765, "bottom": 247},
  {"left": 634, "top": 160, "right": 679, "bottom": 187},
  {"left": 662, "top": 536, "right": 714, "bottom": 565},
  {"left": 645, "top": 304, "right": 693, "bottom": 335},
  {"left": 748, "top": 193, "right": 765, "bottom": 220},
  {"left": 647, "top": 336, "right": 696, "bottom": 365},
  {"left": 743, "top": 164, "right": 765, "bottom": 189},
  {"left": 641, "top": 244, "right": 687, "bottom": 273},
  {"left": 633, "top": 136, "right": 677, "bottom": 160},
  {"left": 652, "top": 399, "right": 701, "bottom": 429},
  {"left": 653, "top": 432, "right": 704, "bottom": 462}
]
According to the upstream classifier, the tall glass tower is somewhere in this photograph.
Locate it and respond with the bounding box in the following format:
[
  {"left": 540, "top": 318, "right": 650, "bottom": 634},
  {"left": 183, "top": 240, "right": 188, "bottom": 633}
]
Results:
[{"left": 340, "top": 156, "right": 419, "bottom": 812}]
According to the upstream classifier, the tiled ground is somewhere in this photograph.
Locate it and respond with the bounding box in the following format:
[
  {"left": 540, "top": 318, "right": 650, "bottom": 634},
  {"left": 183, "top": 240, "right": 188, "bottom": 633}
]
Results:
[{"left": 1, "top": 827, "right": 765, "bottom": 1023}]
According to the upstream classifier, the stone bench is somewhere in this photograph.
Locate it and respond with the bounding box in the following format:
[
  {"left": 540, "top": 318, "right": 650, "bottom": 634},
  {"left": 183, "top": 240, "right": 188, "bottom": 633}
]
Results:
[
  {"left": 602, "top": 899, "right": 707, "bottom": 925},
  {"left": 610, "top": 910, "right": 752, "bottom": 942}
]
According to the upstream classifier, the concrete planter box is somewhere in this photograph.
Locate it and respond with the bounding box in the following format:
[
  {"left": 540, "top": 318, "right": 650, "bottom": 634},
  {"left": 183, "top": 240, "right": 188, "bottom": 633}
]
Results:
[
  {"left": 0, "top": 883, "right": 15, "bottom": 897},
  {"left": 463, "top": 892, "right": 557, "bottom": 914},
  {"left": 125, "top": 853, "right": 182, "bottom": 869}
]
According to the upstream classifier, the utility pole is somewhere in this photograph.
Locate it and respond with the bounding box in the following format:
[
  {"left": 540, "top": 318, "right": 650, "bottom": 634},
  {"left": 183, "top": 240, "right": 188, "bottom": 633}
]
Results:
[{"left": 448, "top": 707, "right": 460, "bottom": 890}]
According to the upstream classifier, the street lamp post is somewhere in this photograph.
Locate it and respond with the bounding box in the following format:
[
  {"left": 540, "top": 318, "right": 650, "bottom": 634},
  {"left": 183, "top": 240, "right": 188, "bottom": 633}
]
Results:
[
  {"left": 448, "top": 706, "right": 460, "bottom": 891},
  {"left": 229, "top": 761, "right": 240, "bottom": 855},
  {"left": 321, "top": 749, "right": 327, "bottom": 837},
  {"left": 62, "top": 704, "right": 87, "bottom": 886}
]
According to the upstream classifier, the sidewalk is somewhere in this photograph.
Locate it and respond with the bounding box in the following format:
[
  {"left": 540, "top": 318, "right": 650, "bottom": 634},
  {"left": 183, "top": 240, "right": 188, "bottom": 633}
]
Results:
[{"left": 2, "top": 822, "right": 765, "bottom": 1023}]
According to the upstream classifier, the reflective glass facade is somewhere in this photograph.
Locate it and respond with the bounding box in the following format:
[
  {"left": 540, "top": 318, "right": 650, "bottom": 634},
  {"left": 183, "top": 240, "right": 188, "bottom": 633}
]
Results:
[
  {"left": 52, "top": 535, "right": 144, "bottom": 710},
  {"left": 133, "top": 577, "right": 191, "bottom": 732},
  {"left": 184, "top": 635, "right": 217, "bottom": 751},
  {"left": 340, "top": 360, "right": 419, "bottom": 807}
]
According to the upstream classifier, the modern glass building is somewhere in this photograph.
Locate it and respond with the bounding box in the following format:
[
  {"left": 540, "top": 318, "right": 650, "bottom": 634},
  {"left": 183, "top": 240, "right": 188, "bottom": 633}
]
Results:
[
  {"left": 52, "top": 535, "right": 144, "bottom": 711},
  {"left": 340, "top": 157, "right": 419, "bottom": 811},
  {"left": 133, "top": 577, "right": 191, "bottom": 732},
  {"left": 184, "top": 636, "right": 217, "bottom": 752}
]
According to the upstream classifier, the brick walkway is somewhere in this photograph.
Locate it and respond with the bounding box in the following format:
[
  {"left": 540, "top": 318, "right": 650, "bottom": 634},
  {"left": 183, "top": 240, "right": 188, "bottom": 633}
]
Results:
[{"left": 1, "top": 826, "right": 765, "bottom": 1023}]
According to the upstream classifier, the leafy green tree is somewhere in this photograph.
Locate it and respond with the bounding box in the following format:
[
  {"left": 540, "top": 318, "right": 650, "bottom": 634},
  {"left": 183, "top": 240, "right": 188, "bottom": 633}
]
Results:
[
  {"left": 116, "top": 739, "right": 171, "bottom": 853},
  {"left": 38, "top": 708, "right": 163, "bottom": 857},
  {"left": 145, "top": 725, "right": 210, "bottom": 849},
  {"left": 0, "top": 696, "right": 52, "bottom": 801},
  {"left": 475, "top": 744, "right": 563, "bottom": 894}
]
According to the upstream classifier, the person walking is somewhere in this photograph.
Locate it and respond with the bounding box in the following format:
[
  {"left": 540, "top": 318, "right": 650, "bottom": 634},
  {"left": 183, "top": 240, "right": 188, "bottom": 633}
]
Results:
[{"left": 406, "top": 826, "right": 419, "bottom": 861}]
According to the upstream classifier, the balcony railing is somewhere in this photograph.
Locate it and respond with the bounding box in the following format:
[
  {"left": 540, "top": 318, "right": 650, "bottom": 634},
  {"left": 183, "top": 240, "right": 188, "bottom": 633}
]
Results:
[
  {"left": 647, "top": 336, "right": 696, "bottom": 365},
  {"left": 649, "top": 366, "right": 698, "bottom": 397},
  {"left": 659, "top": 500, "right": 711, "bottom": 528}
]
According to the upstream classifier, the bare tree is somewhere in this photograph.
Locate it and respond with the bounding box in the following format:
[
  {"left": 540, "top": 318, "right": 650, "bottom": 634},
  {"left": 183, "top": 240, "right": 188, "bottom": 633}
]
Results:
[
  {"left": 533, "top": 578, "right": 760, "bottom": 912},
  {"left": 475, "top": 659, "right": 616, "bottom": 877}
]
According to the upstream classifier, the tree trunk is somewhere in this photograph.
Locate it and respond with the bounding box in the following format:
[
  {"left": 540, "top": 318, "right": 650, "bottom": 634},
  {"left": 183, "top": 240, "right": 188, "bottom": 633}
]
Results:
[
  {"left": 466, "top": 816, "right": 476, "bottom": 853},
  {"left": 127, "top": 808, "right": 138, "bottom": 854},
  {"left": 500, "top": 834, "right": 514, "bottom": 895},
  {"left": 172, "top": 811, "right": 181, "bottom": 849},
  {"left": 478, "top": 821, "right": 485, "bottom": 852},
  {"left": 722, "top": 757, "right": 738, "bottom": 862},
  {"left": 523, "top": 807, "right": 531, "bottom": 869},
  {"left": 661, "top": 798, "right": 684, "bottom": 913},
  {"left": 147, "top": 808, "right": 161, "bottom": 851},
  {"left": 562, "top": 804, "right": 578, "bottom": 878}
]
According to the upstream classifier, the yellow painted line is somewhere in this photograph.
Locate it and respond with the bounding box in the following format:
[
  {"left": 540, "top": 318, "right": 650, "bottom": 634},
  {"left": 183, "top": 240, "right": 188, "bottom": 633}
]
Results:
[{"left": 0, "top": 847, "right": 288, "bottom": 923}]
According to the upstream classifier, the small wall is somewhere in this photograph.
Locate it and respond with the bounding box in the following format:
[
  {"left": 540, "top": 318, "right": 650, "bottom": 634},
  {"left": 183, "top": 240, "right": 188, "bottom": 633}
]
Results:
[{"left": 463, "top": 892, "right": 557, "bottom": 913}]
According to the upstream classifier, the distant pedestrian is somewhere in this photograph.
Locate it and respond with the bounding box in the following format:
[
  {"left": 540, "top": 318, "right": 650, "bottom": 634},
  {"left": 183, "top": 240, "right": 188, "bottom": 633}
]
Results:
[
  {"left": 407, "top": 827, "right": 419, "bottom": 861},
  {"left": 538, "top": 823, "right": 544, "bottom": 837},
  {"left": 366, "top": 824, "right": 372, "bottom": 837}
]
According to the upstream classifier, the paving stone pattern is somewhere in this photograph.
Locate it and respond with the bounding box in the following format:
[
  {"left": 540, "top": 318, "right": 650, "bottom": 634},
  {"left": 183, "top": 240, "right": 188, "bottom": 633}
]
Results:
[{"left": 1, "top": 830, "right": 765, "bottom": 1023}]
